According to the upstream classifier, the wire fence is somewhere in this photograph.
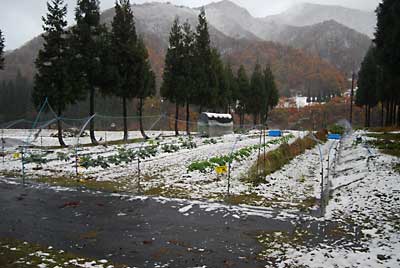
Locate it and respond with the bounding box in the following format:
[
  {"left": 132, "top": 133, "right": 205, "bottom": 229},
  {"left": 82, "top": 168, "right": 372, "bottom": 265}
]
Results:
[
  {"left": 0, "top": 99, "right": 280, "bottom": 193},
  {"left": 0, "top": 99, "right": 353, "bottom": 217}
]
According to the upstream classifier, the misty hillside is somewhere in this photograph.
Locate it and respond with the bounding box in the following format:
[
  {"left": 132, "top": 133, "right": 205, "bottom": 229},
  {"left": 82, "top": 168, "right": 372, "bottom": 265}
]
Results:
[
  {"left": 264, "top": 2, "right": 376, "bottom": 38},
  {"left": 0, "top": 1, "right": 356, "bottom": 98},
  {"left": 202, "top": 0, "right": 372, "bottom": 75},
  {"left": 275, "top": 20, "right": 372, "bottom": 75}
]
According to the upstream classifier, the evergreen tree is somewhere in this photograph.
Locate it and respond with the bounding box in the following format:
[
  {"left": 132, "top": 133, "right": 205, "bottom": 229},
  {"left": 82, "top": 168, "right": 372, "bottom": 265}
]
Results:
[
  {"left": 33, "top": 0, "right": 77, "bottom": 147},
  {"left": 70, "top": 0, "right": 105, "bottom": 144},
  {"left": 161, "top": 18, "right": 185, "bottom": 136},
  {"left": 224, "top": 63, "right": 237, "bottom": 113},
  {"left": 356, "top": 47, "right": 379, "bottom": 127},
  {"left": 136, "top": 37, "right": 156, "bottom": 139},
  {"left": 109, "top": 0, "right": 139, "bottom": 141},
  {"left": 236, "top": 65, "right": 249, "bottom": 128},
  {"left": 193, "top": 8, "right": 213, "bottom": 112},
  {"left": 0, "top": 30, "right": 4, "bottom": 70},
  {"left": 375, "top": 0, "right": 400, "bottom": 126},
  {"left": 249, "top": 63, "right": 266, "bottom": 125},
  {"left": 210, "top": 48, "right": 230, "bottom": 113},
  {"left": 181, "top": 21, "right": 196, "bottom": 135},
  {"left": 264, "top": 65, "right": 279, "bottom": 124}
]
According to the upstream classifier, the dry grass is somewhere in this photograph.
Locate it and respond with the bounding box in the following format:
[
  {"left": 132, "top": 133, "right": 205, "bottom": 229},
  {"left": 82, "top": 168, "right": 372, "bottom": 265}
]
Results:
[{"left": 245, "top": 129, "right": 328, "bottom": 186}]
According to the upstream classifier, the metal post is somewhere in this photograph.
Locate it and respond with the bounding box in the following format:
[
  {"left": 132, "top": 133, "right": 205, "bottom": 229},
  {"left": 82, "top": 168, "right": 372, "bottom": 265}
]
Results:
[
  {"left": 263, "top": 126, "right": 266, "bottom": 175},
  {"left": 1, "top": 129, "right": 4, "bottom": 165},
  {"left": 21, "top": 148, "right": 25, "bottom": 185},
  {"left": 227, "top": 161, "right": 231, "bottom": 196},
  {"left": 75, "top": 145, "right": 78, "bottom": 177},
  {"left": 350, "top": 72, "right": 355, "bottom": 125},
  {"left": 105, "top": 131, "right": 108, "bottom": 147},
  {"left": 137, "top": 157, "right": 141, "bottom": 192},
  {"left": 257, "top": 127, "right": 262, "bottom": 176}
]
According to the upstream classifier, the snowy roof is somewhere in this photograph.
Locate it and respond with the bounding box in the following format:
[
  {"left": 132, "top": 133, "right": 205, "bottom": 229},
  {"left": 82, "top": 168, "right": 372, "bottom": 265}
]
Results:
[{"left": 203, "top": 113, "right": 232, "bottom": 120}]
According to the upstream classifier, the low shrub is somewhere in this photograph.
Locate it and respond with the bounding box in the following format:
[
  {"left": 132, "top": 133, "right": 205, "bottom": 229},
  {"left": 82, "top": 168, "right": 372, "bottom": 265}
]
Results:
[{"left": 327, "top": 124, "right": 344, "bottom": 135}]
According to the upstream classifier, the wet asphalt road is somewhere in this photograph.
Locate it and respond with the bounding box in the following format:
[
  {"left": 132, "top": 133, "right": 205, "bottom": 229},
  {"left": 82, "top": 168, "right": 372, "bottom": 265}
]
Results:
[{"left": 0, "top": 180, "right": 297, "bottom": 268}]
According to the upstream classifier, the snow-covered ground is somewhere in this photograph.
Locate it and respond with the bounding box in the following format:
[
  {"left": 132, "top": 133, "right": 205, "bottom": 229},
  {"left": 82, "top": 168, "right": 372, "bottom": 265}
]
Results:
[
  {"left": 1, "top": 129, "right": 399, "bottom": 268},
  {"left": 275, "top": 131, "right": 400, "bottom": 268},
  {"left": 0, "top": 129, "right": 304, "bottom": 201}
]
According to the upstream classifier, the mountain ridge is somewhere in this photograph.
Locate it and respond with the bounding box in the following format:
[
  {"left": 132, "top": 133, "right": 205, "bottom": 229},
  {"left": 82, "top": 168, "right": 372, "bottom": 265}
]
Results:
[{"left": 1, "top": 0, "right": 361, "bottom": 98}]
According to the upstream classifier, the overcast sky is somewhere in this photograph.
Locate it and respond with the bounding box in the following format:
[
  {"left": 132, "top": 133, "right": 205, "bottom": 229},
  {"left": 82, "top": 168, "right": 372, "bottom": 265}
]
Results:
[{"left": 0, "top": 0, "right": 381, "bottom": 50}]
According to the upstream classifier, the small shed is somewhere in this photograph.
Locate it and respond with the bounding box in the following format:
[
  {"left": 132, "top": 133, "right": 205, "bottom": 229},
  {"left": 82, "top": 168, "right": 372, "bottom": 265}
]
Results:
[{"left": 198, "top": 113, "right": 234, "bottom": 137}]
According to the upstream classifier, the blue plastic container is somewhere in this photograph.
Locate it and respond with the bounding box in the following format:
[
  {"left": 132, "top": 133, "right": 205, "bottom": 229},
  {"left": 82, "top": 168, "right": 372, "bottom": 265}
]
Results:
[
  {"left": 328, "top": 133, "right": 341, "bottom": 140},
  {"left": 268, "top": 130, "right": 282, "bottom": 137}
]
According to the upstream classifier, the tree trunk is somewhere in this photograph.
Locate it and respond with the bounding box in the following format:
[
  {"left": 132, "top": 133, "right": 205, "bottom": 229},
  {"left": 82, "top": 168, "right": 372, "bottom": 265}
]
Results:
[
  {"left": 385, "top": 101, "right": 390, "bottom": 126},
  {"left": 253, "top": 114, "right": 257, "bottom": 127},
  {"left": 57, "top": 108, "right": 66, "bottom": 147},
  {"left": 392, "top": 100, "right": 397, "bottom": 126},
  {"left": 175, "top": 103, "right": 179, "bottom": 136},
  {"left": 239, "top": 113, "right": 244, "bottom": 129},
  {"left": 139, "top": 97, "right": 149, "bottom": 139},
  {"left": 89, "top": 87, "right": 97, "bottom": 145},
  {"left": 186, "top": 102, "right": 190, "bottom": 136},
  {"left": 381, "top": 102, "right": 384, "bottom": 127},
  {"left": 365, "top": 105, "right": 368, "bottom": 128},
  {"left": 122, "top": 97, "right": 128, "bottom": 142},
  {"left": 397, "top": 104, "right": 400, "bottom": 127},
  {"left": 368, "top": 105, "right": 371, "bottom": 128}
]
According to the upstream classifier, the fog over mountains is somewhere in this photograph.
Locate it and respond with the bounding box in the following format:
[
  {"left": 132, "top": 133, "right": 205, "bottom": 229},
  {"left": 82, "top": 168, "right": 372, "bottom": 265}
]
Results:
[
  {"left": 1, "top": 0, "right": 375, "bottom": 97},
  {"left": 264, "top": 2, "right": 376, "bottom": 37}
]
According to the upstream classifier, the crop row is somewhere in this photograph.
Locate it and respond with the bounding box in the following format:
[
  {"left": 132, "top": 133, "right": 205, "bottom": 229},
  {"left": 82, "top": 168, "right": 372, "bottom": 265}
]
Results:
[{"left": 188, "top": 134, "right": 294, "bottom": 173}]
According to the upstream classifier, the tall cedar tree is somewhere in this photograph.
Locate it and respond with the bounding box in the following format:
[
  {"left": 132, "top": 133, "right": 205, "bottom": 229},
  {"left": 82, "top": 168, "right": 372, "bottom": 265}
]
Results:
[
  {"left": 161, "top": 18, "right": 185, "bottom": 136},
  {"left": 193, "top": 8, "right": 213, "bottom": 113},
  {"left": 356, "top": 47, "right": 379, "bottom": 127},
  {"left": 264, "top": 65, "right": 279, "bottom": 124},
  {"left": 210, "top": 48, "right": 227, "bottom": 113},
  {"left": 249, "top": 63, "right": 266, "bottom": 125},
  {"left": 236, "top": 65, "right": 249, "bottom": 128},
  {"left": 110, "top": 0, "right": 138, "bottom": 141},
  {"left": 224, "top": 63, "right": 237, "bottom": 113},
  {"left": 375, "top": 0, "right": 400, "bottom": 126},
  {"left": 33, "top": 0, "right": 77, "bottom": 147},
  {"left": 0, "top": 30, "right": 4, "bottom": 70},
  {"left": 71, "top": 0, "right": 105, "bottom": 144},
  {"left": 137, "top": 37, "right": 156, "bottom": 139},
  {"left": 181, "top": 21, "right": 196, "bottom": 135}
]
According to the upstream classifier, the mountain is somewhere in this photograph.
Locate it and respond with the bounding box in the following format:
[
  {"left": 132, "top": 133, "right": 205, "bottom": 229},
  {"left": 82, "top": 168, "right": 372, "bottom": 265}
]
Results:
[
  {"left": 0, "top": 1, "right": 347, "bottom": 99},
  {"left": 264, "top": 3, "right": 376, "bottom": 38},
  {"left": 203, "top": 0, "right": 372, "bottom": 75},
  {"left": 274, "top": 20, "right": 372, "bottom": 75},
  {"left": 202, "top": 0, "right": 287, "bottom": 43},
  {"left": 199, "top": 0, "right": 263, "bottom": 41}
]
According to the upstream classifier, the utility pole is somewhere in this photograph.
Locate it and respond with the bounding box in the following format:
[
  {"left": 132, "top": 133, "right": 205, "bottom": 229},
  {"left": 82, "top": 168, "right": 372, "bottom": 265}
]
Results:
[{"left": 349, "top": 71, "right": 355, "bottom": 125}]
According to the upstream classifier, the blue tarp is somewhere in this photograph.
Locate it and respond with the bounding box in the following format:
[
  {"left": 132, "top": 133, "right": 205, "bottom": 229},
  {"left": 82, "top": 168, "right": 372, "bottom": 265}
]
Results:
[
  {"left": 328, "top": 133, "right": 342, "bottom": 140},
  {"left": 269, "top": 130, "right": 282, "bottom": 137}
]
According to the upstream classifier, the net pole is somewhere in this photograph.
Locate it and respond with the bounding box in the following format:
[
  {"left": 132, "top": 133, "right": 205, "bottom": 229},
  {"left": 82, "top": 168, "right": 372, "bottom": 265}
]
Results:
[
  {"left": 21, "top": 149, "right": 25, "bottom": 185},
  {"left": 74, "top": 114, "right": 97, "bottom": 177},
  {"left": 227, "top": 161, "right": 231, "bottom": 196},
  {"left": 1, "top": 129, "right": 4, "bottom": 165},
  {"left": 136, "top": 115, "right": 164, "bottom": 192},
  {"left": 75, "top": 145, "right": 78, "bottom": 177},
  {"left": 263, "top": 125, "right": 266, "bottom": 176},
  {"left": 137, "top": 158, "right": 141, "bottom": 192},
  {"left": 257, "top": 126, "right": 262, "bottom": 176}
]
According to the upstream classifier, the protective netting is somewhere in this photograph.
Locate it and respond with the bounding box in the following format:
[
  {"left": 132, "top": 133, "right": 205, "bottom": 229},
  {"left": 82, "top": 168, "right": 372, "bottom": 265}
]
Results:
[{"left": 0, "top": 99, "right": 272, "bottom": 190}]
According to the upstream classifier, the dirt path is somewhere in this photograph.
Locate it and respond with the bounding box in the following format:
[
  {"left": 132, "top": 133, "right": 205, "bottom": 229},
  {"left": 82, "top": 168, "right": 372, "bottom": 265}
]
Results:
[{"left": 0, "top": 179, "right": 296, "bottom": 268}]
